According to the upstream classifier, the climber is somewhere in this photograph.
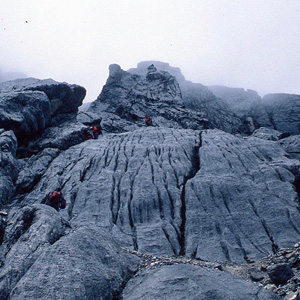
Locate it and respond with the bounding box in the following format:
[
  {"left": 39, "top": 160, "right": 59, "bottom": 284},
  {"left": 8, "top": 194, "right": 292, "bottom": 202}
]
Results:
[
  {"left": 145, "top": 115, "right": 153, "bottom": 126},
  {"left": 84, "top": 128, "right": 93, "bottom": 140},
  {"left": 45, "top": 188, "right": 66, "bottom": 211},
  {"left": 92, "top": 125, "right": 99, "bottom": 139}
]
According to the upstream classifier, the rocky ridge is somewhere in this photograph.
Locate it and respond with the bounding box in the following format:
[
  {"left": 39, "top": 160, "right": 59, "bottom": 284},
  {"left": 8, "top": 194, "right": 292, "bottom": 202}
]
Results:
[{"left": 0, "top": 64, "right": 300, "bottom": 299}]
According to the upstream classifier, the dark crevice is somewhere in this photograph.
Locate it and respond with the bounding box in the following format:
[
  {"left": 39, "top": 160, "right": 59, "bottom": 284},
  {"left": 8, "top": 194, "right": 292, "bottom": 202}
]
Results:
[
  {"left": 220, "top": 241, "right": 231, "bottom": 261},
  {"left": 179, "top": 184, "right": 186, "bottom": 256},
  {"left": 162, "top": 226, "right": 176, "bottom": 255},
  {"left": 248, "top": 199, "right": 279, "bottom": 254},
  {"left": 293, "top": 177, "right": 300, "bottom": 200},
  {"left": 286, "top": 209, "right": 300, "bottom": 235},
  {"left": 68, "top": 189, "right": 78, "bottom": 220},
  {"left": 179, "top": 131, "right": 202, "bottom": 256}
]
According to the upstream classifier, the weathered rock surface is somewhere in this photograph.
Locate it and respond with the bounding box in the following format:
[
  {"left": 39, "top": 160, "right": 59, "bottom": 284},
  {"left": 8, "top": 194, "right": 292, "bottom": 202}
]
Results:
[
  {"left": 122, "top": 264, "right": 279, "bottom": 300},
  {"left": 0, "top": 204, "right": 139, "bottom": 299},
  {"left": 0, "top": 130, "right": 18, "bottom": 205},
  {"left": 260, "top": 94, "right": 300, "bottom": 135},
  {"left": 184, "top": 130, "right": 300, "bottom": 263},
  {"left": 208, "top": 85, "right": 262, "bottom": 118},
  {"left": 15, "top": 127, "right": 300, "bottom": 266},
  {"left": 127, "top": 61, "right": 243, "bottom": 133},
  {"left": 278, "top": 135, "right": 300, "bottom": 160},
  {"left": 88, "top": 64, "right": 214, "bottom": 133},
  {"left": 1, "top": 68, "right": 300, "bottom": 298},
  {"left": 0, "top": 78, "right": 86, "bottom": 146}
]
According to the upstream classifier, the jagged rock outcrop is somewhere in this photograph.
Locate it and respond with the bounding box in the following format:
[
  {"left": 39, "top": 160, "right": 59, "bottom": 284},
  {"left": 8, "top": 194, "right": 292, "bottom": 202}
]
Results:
[
  {"left": 207, "top": 86, "right": 300, "bottom": 136},
  {"left": 0, "top": 78, "right": 86, "bottom": 155},
  {"left": 0, "top": 78, "right": 86, "bottom": 157},
  {"left": 127, "top": 61, "right": 243, "bottom": 133},
  {"left": 85, "top": 64, "right": 213, "bottom": 133}
]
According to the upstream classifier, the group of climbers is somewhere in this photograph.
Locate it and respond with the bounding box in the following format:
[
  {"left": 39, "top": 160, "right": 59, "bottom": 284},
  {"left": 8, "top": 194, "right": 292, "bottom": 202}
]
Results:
[
  {"left": 84, "top": 124, "right": 102, "bottom": 140},
  {"left": 44, "top": 116, "right": 153, "bottom": 213}
]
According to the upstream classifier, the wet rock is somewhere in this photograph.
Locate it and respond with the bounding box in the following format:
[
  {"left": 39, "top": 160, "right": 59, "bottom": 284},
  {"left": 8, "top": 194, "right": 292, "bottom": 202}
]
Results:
[
  {"left": 122, "top": 264, "right": 279, "bottom": 300},
  {"left": 268, "top": 264, "right": 294, "bottom": 285}
]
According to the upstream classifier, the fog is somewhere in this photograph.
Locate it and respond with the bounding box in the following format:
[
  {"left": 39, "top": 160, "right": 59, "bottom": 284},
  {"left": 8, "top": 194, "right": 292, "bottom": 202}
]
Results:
[{"left": 1, "top": 0, "right": 300, "bottom": 103}]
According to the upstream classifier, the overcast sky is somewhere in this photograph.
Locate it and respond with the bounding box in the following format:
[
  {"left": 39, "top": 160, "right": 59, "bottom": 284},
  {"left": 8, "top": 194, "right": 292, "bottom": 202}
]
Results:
[{"left": 1, "top": 0, "right": 300, "bottom": 102}]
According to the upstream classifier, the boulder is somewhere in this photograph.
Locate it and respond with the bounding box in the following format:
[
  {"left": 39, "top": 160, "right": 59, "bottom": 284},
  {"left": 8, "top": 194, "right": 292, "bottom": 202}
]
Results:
[
  {"left": 9, "top": 226, "right": 139, "bottom": 299},
  {"left": 0, "top": 77, "right": 86, "bottom": 116},
  {"left": 0, "top": 78, "right": 86, "bottom": 144},
  {"left": 268, "top": 264, "right": 294, "bottom": 285},
  {"left": 0, "top": 204, "right": 69, "bottom": 298},
  {"left": 122, "top": 264, "right": 279, "bottom": 300},
  {"left": 0, "top": 204, "right": 139, "bottom": 299}
]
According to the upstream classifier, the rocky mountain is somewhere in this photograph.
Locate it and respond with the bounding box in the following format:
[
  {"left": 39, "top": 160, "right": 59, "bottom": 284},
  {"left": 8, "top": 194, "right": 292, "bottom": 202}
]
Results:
[
  {"left": 207, "top": 85, "right": 300, "bottom": 136},
  {"left": 0, "top": 64, "right": 300, "bottom": 299}
]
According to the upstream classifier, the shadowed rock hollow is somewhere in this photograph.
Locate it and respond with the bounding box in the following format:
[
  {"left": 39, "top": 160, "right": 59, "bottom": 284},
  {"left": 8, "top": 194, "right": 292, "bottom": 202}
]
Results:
[{"left": 0, "top": 63, "right": 300, "bottom": 299}]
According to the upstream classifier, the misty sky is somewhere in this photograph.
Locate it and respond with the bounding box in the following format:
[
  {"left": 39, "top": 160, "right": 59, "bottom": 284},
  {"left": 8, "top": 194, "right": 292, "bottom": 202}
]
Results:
[{"left": 1, "top": 0, "right": 300, "bottom": 103}]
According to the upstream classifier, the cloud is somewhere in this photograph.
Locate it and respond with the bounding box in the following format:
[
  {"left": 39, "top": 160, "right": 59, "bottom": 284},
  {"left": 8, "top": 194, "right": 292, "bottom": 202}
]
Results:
[{"left": 1, "top": 0, "right": 300, "bottom": 102}]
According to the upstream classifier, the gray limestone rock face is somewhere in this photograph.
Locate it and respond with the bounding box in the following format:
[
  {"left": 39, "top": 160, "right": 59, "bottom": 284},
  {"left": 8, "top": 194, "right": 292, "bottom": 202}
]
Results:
[
  {"left": 0, "top": 204, "right": 70, "bottom": 299},
  {"left": 208, "top": 85, "right": 262, "bottom": 117},
  {"left": 278, "top": 135, "right": 300, "bottom": 160},
  {"left": 0, "top": 130, "right": 18, "bottom": 205},
  {"left": 127, "top": 61, "right": 242, "bottom": 133},
  {"left": 16, "top": 148, "right": 61, "bottom": 194},
  {"left": 17, "top": 127, "right": 300, "bottom": 265},
  {"left": 88, "top": 64, "right": 238, "bottom": 133},
  {"left": 261, "top": 93, "right": 300, "bottom": 135},
  {"left": 122, "top": 264, "right": 279, "bottom": 300},
  {"left": 184, "top": 130, "right": 300, "bottom": 263},
  {"left": 0, "top": 77, "right": 86, "bottom": 116},
  {"left": 251, "top": 127, "right": 286, "bottom": 141},
  {"left": 0, "top": 78, "right": 86, "bottom": 147},
  {"left": 21, "top": 127, "right": 201, "bottom": 256},
  {"left": 8, "top": 225, "right": 139, "bottom": 300},
  {"left": 0, "top": 91, "right": 51, "bottom": 139}
]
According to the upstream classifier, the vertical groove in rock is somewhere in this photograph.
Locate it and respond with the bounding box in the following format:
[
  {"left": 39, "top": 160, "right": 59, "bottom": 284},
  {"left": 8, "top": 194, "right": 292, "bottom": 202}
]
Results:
[{"left": 179, "top": 131, "right": 202, "bottom": 255}]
